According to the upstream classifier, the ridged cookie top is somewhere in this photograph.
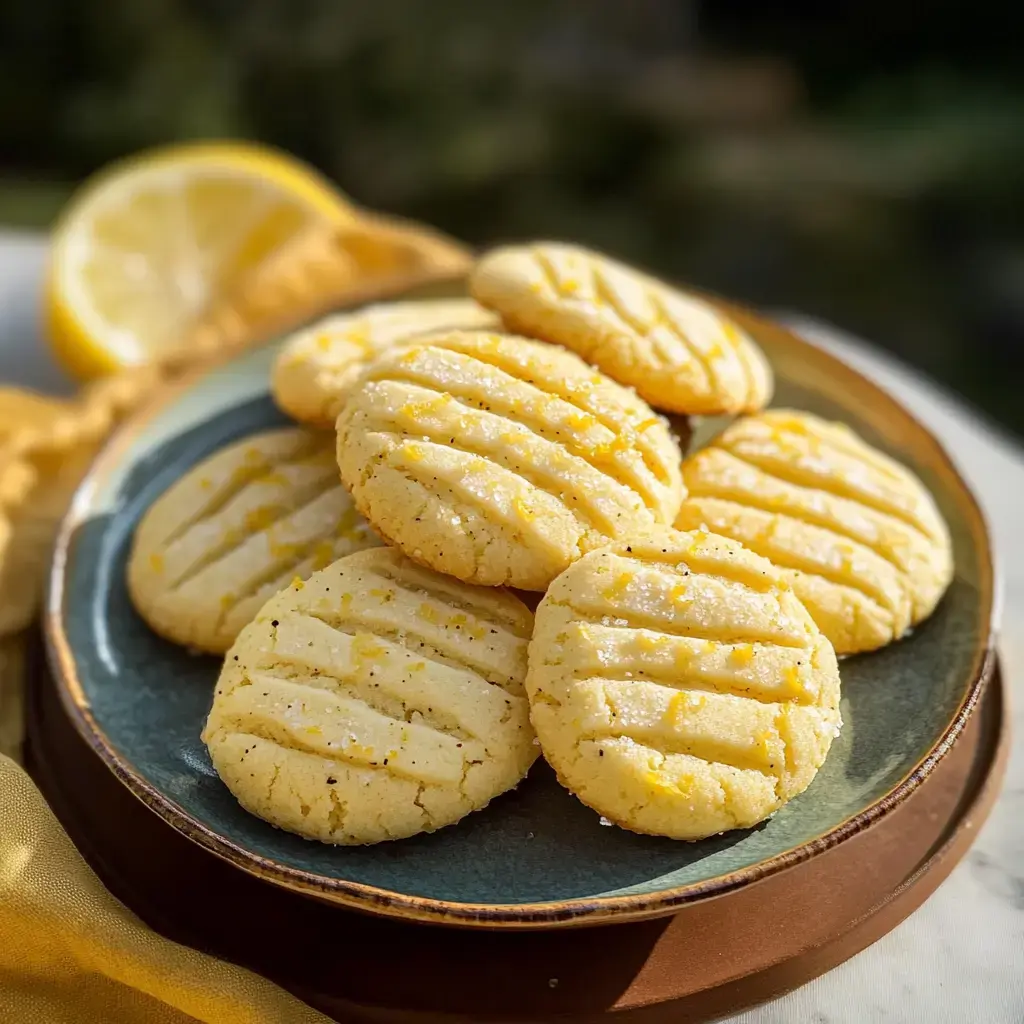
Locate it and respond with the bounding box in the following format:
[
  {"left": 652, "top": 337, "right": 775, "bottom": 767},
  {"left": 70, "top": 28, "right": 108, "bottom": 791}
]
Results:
[
  {"left": 335, "top": 330, "right": 685, "bottom": 590},
  {"left": 202, "top": 547, "right": 537, "bottom": 845},
  {"left": 469, "top": 243, "right": 772, "bottom": 416},
  {"left": 527, "top": 527, "right": 842, "bottom": 840},
  {"left": 127, "top": 427, "right": 380, "bottom": 653},
  {"left": 674, "top": 410, "right": 954, "bottom": 654},
  {"left": 272, "top": 299, "right": 498, "bottom": 427}
]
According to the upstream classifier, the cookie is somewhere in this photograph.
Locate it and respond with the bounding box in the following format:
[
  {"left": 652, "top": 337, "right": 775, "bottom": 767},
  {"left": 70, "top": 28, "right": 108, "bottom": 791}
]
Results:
[
  {"left": 673, "top": 410, "right": 953, "bottom": 654},
  {"left": 335, "top": 330, "right": 685, "bottom": 590},
  {"left": 526, "top": 527, "right": 842, "bottom": 840},
  {"left": 202, "top": 547, "right": 537, "bottom": 845},
  {"left": 271, "top": 299, "right": 498, "bottom": 427},
  {"left": 469, "top": 243, "right": 772, "bottom": 416},
  {"left": 128, "top": 427, "right": 380, "bottom": 654}
]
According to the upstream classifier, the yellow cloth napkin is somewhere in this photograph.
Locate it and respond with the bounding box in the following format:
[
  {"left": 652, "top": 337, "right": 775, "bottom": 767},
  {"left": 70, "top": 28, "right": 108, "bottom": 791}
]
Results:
[
  {"left": 0, "top": 755, "right": 331, "bottom": 1024},
  {"left": 0, "top": 213, "right": 473, "bottom": 1023}
]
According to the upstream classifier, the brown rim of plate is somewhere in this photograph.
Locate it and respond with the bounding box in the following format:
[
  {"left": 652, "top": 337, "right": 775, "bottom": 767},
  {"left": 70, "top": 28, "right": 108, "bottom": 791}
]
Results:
[{"left": 44, "top": 301, "right": 998, "bottom": 930}]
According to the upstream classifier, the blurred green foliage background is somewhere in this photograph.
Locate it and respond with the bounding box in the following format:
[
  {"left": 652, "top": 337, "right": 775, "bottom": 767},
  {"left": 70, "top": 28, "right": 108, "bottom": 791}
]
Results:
[{"left": 1, "top": 1, "right": 1022, "bottom": 430}]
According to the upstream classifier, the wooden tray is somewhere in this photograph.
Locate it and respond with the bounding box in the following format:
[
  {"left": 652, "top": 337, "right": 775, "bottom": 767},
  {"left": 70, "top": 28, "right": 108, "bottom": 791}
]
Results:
[{"left": 24, "top": 630, "right": 1008, "bottom": 1023}]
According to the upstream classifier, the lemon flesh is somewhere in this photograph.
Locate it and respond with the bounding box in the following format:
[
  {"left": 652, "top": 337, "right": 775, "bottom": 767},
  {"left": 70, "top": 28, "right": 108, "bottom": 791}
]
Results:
[{"left": 46, "top": 143, "right": 355, "bottom": 380}]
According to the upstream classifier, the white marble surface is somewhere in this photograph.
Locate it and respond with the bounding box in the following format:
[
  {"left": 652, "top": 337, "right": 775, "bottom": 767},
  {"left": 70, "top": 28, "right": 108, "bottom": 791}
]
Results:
[{"left": 1, "top": 234, "right": 1021, "bottom": 1022}]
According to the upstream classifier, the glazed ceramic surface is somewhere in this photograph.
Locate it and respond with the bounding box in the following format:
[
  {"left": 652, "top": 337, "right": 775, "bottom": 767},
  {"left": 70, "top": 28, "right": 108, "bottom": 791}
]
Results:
[{"left": 47, "top": 303, "right": 996, "bottom": 928}]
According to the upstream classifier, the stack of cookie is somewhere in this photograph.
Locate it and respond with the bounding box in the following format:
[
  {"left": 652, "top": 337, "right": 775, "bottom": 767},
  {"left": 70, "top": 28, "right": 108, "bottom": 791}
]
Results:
[{"left": 127, "top": 242, "right": 954, "bottom": 845}]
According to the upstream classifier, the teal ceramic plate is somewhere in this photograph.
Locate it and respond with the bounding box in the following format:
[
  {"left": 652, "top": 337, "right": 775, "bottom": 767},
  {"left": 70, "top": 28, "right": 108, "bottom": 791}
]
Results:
[{"left": 46, "top": 306, "right": 996, "bottom": 929}]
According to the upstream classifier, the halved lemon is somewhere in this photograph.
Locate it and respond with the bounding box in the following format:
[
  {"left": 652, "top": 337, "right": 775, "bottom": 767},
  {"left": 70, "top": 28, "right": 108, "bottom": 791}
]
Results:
[{"left": 45, "top": 142, "right": 356, "bottom": 380}]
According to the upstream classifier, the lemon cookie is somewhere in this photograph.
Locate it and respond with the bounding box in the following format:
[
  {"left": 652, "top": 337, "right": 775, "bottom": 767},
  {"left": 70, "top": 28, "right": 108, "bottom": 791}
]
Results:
[
  {"left": 527, "top": 527, "right": 842, "bottom": 840},
  {"left": 202, "top": 547, "right": 537, "bottom": 844},
  {"left": 271, "top": 299, "right": 498, "bottom": 427},
  {"left": 336, "top": 330, "right": 685, "bottom": 591},
  {"left": 469, "top": 242, "right": 772, "bottom": 416},
  {"left": 128, "top": 427, "right": 380, "bottom": 653},
  {"left": 674, "top": 410, "right": 953, "bottom": 655}
]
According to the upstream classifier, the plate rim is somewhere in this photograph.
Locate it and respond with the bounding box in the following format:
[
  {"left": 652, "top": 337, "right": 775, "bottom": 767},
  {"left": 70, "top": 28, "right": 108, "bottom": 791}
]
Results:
[{"left": 45, "top": 307, "right": 998, "bottom": 929}]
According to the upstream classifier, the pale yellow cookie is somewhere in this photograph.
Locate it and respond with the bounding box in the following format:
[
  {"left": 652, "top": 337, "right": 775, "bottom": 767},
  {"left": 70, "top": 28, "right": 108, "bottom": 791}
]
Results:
[
  {"left": 271, "top": 299, "right": 498, "bottom": 427},
  {"left": 673, "top": 410, "right": 953, "bottom": 655},
  {"left": 202, "top": 547, "right": 537, "bottom": 845},
  {"left": 469, "top": 243, "right": 772, "bottom": 416},
  {"left": 526, "top": 527, "right": 842, "bottom": 840},
  {"left": 336, "top": 330, "right": 685, "bottom": 591},
  {"left": 128, "top": 427, "right": 380, "bottom": 653}
]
